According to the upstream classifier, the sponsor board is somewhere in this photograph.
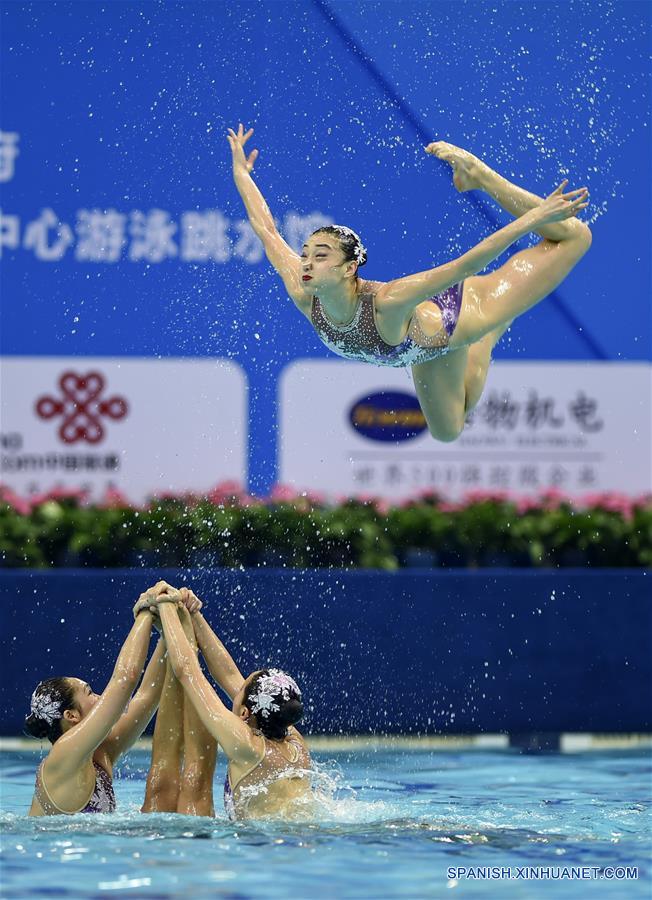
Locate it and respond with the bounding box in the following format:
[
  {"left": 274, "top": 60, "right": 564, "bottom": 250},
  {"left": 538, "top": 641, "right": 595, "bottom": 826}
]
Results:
[
  {"left": 279, "top": 360, "right": 652, "bottom": 499},
  {"left": 0, "top": 357, "right": 246, "bottom": 502}
]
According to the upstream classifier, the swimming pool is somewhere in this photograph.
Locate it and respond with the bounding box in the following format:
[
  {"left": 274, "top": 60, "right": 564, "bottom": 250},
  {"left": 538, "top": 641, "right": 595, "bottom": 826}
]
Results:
[{"left": 1, "top": 746, "right": 649, "bottom": 898}]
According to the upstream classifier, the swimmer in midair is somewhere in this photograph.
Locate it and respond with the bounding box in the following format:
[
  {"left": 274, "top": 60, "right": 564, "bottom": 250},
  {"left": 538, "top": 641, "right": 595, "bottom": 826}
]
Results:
[{"left": 227, "top": 124, "right": 592, "bottom": 441}]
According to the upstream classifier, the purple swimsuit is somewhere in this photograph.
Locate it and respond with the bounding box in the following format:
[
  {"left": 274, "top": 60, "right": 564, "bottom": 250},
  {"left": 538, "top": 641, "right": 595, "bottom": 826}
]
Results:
[
  {"left": 224, "top": 774, "right": 236, "bottom": 822},
  {"left": 223, "top": 734, "right": 310, "bottom": 821},
  {"left": 310, "top": 278, "right": 464, "bottom": 368},
  {"left": 35, "top": 760, "right": 116, "bottom": 815}
]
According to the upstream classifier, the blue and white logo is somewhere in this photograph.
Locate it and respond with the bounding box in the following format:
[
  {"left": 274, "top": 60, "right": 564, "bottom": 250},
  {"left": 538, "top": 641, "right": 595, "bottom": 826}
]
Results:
[{"left": 348, "top": 391, "right": 426, "bottom": 442}]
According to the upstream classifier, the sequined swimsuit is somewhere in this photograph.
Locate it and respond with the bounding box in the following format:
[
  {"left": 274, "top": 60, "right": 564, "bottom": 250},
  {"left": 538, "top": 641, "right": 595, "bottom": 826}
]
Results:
[
  {"left": 224, "top": 734, "right": 311, "bottom": 821},
  {"left": 35, "top": 759, "right": 116, "bottom": 815},
  {"left": 310, "top": 278, "right": 464, "bottom": 368}
]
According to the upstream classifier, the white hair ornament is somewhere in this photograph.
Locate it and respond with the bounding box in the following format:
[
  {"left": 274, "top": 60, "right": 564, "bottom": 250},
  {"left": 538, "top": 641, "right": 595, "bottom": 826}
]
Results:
[
  {"left": 331, "top": 225, "right": 367, "bottom": 264},
  {"left": 30, "top": 687, "right": 62, "bottom": 726},
  {"left": 248, "top": 669, "right": 302, "bottom": 719}
]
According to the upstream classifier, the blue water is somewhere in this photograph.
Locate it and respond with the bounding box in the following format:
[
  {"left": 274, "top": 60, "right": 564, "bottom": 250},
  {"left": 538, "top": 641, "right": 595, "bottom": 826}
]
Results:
[{"left": 1, "top": 747, "right": 650, "bottom": 898}]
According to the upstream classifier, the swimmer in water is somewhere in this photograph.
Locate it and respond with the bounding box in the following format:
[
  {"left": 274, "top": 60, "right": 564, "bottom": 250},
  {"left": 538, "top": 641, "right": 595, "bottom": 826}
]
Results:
[
  {"left": 25, "top": 583, "right": 170, "bottom": 816},
  {"left": 148, "top": 584, "right": 312, "bottom": 821},
  {"left": 227, "top": 124, "right": 592, "bottom": 442}
]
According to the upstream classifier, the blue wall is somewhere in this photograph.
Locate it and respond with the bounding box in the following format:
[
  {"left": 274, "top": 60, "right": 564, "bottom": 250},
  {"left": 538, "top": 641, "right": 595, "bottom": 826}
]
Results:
[
  {"left": 2, "top": 569, "right": 650, "bottom": 736},
  {"left": 1, "top": 1, "right": 650, "bottom": 493}
]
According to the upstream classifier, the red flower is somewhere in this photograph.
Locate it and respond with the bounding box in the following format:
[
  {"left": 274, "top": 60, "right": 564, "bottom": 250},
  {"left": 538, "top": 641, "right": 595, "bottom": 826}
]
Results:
[
  {"left": 207, "top": 480, "right": 247, "bottom": 506},
  {"left": 99, "top": 486, "right": 133, "bottom": 509},
  {"left": 269, "top": 484, "right": 299, "bottom": 503},
  {"left": 0, "top": 484, "right": 31, "bottom": 516}
]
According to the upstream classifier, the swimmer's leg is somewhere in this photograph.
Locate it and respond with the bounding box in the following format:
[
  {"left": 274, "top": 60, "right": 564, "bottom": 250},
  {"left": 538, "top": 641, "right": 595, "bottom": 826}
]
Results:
[
  {"left": 449, "top": 227, "right": 591, "bottom": 351},
  {"left": 412, "top": 319, "right": 513, "bottom": 441},
  {"left": 416, "top": 150, "right": 591, "bottom": 440},
  {"left": 176, "top": 606, "right": 217, "bottom": 817},
  {"left": 430, "top": 141, "right": 585, "bottom": 244},
  {"left": 476, "top": 159, "right": 588, "bottom": 243},
  {"left": 141, "top": 658, "right": 184, "bottom": 813},
  {"left": 444, "top": 154, "right": 593, "bottom": 349},
  {"left": 461, "top": 319, "right": 512, "bottom": 415},
  {"left": 412, "top": 348, "right": 470, "bottom": 442},
  {"left": 177, "top": 696, "right": 217, "bottom": 817}
]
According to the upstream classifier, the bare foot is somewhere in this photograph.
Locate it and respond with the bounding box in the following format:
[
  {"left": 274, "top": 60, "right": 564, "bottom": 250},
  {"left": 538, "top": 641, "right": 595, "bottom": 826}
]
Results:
[{"left": 425, "top": 141, "right": 483, "bottom": 192}]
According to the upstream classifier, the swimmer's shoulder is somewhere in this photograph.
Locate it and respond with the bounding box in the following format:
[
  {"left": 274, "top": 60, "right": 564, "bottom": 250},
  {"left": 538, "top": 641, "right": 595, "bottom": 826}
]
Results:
[
  {"left": 361, "top": 279, "right": 387, "bottom": 305},
  {"left": 287, "top": 726, "right": 310, "bottom": 756},
  {"left": 289, "top": 286, "right": 314, "bottom": 321}
]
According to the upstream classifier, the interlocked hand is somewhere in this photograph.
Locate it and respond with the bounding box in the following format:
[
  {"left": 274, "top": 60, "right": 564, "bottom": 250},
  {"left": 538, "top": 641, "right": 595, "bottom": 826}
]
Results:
[
  {"left": 178, "top": 587, "right": 203, "bottom": 615},
  {"left": 132, "top": 581, "right": 179, "bottom": 620}
]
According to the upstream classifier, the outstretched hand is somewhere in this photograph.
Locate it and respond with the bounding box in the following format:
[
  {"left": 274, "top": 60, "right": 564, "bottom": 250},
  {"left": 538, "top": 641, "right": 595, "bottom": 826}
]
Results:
[
  {"left": 527, "top": 180, "right": 590, "bottom": 227},
  {"left": 226, "top": 123, "right": 259, "bottom": 175}
]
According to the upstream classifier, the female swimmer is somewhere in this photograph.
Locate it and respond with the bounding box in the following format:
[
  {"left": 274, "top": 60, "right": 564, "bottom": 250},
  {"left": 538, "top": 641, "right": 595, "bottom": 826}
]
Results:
[
  {"left": 227, "top": 123, "right": 592, "bottom": 442},
  {"left": 25, "top": 583, "right": 170, "bottom": 816},
  {"left": 148, "top": 585, "right": 311, "bottom": 820}
]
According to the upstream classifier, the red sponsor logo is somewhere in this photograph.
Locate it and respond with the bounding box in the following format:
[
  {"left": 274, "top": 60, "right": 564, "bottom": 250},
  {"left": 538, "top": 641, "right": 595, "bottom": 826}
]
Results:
[{"left": 35, "top": 371, "right": 128, "bottom": 444}]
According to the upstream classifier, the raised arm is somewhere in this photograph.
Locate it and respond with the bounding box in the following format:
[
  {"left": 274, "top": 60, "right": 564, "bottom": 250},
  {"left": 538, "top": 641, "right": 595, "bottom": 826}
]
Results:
[
  {"left": 375, "top": 182, "right": 590, "bottom": 317},
  {"left": 51, "top": 599, "right": 158, "bottom": 771},
  {"left": 157, "top": 595, "right": 259, "bottom": 764},
  {"left": 227, "top": 123, "right": 308, "bottom": 313},
  {"left": 102, "top": 637, "right": 167, "bottom": 764},
  {"left": 178, "top": 589, "right": 245, "bottom": 700}
]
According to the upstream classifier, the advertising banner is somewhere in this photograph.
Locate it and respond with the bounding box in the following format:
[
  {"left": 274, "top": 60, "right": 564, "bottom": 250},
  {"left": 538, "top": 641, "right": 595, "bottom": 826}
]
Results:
[
  {"left": 279, "top": 361, "right": 652, "bottom": 499},
  {"left": 0, "top": 357, "right": 246, "bottom": 502}
]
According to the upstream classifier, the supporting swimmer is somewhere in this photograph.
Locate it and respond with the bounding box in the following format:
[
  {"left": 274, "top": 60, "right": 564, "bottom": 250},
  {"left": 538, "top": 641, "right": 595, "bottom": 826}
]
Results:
[
  {"left": 25, "top": 583, "right": 169, "bottom": 816},
  {"left": 149, "top": 584, "right": 313, "bottom": 820}
]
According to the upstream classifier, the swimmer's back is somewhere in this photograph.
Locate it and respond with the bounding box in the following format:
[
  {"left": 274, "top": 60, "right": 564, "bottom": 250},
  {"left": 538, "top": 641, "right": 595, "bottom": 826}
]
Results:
[
  {"left": 29, "top": 752, "right": 116, "bottom": 816},
  {"left": 226, "top": 728, "right": 312, "bottom": 820}
]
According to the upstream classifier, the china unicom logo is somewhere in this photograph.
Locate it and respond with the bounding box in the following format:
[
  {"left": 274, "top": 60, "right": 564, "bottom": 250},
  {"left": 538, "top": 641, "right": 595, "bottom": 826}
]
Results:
[{"left": 35, "top": 371, "right": 128, "bottom": 444}]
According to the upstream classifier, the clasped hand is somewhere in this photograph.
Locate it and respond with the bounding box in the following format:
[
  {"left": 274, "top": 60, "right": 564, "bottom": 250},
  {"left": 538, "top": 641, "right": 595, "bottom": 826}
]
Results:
[{"left": 133, "top": 581, "right": 204, "bottom": 621}]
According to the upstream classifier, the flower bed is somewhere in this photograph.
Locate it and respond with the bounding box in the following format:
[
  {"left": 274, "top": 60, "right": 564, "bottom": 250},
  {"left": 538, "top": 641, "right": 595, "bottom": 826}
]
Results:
[{"left": 1, "top": 483, "right": 650, "bottom": 569}]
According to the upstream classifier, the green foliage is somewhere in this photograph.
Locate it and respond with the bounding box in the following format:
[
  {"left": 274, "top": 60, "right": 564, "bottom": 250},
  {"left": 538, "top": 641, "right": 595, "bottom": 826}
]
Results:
[
  {"left": 628, "top": 501, "right": 652, "bottom": 567},
  {"left": 0, "top": 492, "right": 649, "bottom": 569}
]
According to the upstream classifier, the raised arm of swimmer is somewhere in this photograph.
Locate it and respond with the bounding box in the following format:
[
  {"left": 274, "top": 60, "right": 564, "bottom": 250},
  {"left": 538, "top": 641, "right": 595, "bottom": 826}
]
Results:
[
  {"left": 102, "top": 628, "right": 168, "bottom": 764},
  {"left": 227, "top": 123, "right": 307, "bottom": 312},
  {"left": 154, "top": 587, "right": 311, "bottom": 821},
  {"left": 178, "top": 588, "right": 245, "bottom": 700},
  {"left": 156, "top": 592, "right": 260, "bottom": 763},
  {"left": 53, "top": 605, "right": 157, "bottom": 762}
]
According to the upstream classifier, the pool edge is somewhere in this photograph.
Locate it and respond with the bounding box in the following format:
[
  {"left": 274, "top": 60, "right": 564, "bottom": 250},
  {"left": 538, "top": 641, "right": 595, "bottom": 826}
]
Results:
[{"left": 2, "top": 733, "right": 651, "bottom": 753}]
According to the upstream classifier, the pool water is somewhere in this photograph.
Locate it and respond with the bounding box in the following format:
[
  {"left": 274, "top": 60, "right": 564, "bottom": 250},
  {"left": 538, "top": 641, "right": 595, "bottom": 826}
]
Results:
[{"left": 1, "top": 747, "right": 650, "bottom": 898}]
